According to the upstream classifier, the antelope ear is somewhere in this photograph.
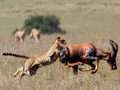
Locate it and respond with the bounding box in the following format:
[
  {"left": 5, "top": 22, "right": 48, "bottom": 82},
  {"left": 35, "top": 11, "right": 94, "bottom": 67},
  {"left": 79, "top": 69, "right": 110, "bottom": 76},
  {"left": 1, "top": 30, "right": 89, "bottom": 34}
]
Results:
[{"left": 57, "top": 37, "right": 61, "bottom": 40}]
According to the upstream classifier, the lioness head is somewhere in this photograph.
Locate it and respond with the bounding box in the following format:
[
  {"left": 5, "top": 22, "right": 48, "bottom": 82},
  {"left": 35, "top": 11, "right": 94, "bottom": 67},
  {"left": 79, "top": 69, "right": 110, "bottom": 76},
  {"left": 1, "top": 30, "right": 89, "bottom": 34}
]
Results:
[{"left": 56, "top": 37, "right": 66, "bottom": 46}]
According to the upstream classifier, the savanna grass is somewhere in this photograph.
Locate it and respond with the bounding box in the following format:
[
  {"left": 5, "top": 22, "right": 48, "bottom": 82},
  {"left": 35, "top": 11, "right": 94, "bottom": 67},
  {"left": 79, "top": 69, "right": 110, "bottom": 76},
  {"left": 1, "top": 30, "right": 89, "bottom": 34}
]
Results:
[{"left": 0, "top": 0, "right": 120, "bottom": 90}]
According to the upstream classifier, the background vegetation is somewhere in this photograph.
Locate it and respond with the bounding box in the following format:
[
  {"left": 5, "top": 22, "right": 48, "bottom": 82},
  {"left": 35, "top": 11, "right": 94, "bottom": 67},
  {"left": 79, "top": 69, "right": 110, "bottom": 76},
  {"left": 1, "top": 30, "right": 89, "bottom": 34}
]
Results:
[
  {"left": 24, "top": 14, "right": 63, "bottom": 34},
  {"left": 0, "top": 0, "right": 120, "bottom": 90},
  {"left": 12, "top": 14, "right": 65, "bottom": 34}
]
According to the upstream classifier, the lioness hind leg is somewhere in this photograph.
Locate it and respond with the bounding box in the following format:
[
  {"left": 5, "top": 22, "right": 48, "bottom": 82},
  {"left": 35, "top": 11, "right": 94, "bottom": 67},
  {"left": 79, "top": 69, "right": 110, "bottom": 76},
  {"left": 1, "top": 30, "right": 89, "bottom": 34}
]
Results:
[
  {"left": 35, "top": 36, "right": 39, "bottom": 42},
  {"left": 20, "top": 59, "right": 33, "bottom": 77},
  {"left": 19, "top": 71, "right": 31, "bottom": 78},
  {"left": 20, "top": 38, "right": 23, "bottom": 42},
  {"left": 13, "top": 67, "right": 24, "bottom": 77}
]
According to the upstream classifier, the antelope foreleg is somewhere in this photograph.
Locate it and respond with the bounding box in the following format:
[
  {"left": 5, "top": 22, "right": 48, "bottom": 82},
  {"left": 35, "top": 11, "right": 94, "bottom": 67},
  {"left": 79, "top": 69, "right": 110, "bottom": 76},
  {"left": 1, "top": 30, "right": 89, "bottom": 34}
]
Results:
[
  {"left": 66, "top": 62, "right": 84, "bottom": 68},
  {"left": 79, "top": 62, "right": 96, "bottom": 72},
  {"left": 91, "top": 58, "right": 99, "bottom": 74}
]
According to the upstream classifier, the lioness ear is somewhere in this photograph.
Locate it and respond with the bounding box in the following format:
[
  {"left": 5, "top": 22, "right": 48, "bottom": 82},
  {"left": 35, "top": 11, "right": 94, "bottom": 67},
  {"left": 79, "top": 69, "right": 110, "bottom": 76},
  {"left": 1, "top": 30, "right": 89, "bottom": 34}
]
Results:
[{"left": 57, "top": 37, "right": 61, "bottom": 40}]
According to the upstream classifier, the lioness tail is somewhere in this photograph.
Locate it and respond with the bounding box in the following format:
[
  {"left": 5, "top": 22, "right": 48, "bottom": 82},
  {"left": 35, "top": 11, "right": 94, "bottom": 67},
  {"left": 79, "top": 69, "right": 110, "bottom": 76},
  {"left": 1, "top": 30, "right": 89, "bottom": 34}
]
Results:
[{"left": 2, "top": 52, "right": 29, "bottom": 59}]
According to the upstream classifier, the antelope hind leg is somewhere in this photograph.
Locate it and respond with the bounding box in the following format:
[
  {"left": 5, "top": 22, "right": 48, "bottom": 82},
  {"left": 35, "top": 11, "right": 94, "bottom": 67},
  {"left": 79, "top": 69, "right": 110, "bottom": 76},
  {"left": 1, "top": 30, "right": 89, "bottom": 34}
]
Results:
[
  {"left": 72, "top": 65, "right": 78, "bottom": 75},
  {"left": 79, "top": 68, "right": 93, "bottom": 72}
]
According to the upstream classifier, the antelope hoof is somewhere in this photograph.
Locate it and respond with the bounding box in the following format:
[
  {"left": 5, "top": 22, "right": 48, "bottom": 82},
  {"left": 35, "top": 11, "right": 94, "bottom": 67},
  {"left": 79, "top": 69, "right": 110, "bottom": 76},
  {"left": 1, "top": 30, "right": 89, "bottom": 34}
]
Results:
[
  {"left": 66, "top": 65, "right": 70, "bottom": 68},
  {"left": 74, "top": 72, "right": 78, "bottom": 75},
  {"left": 81, "top": 63, "right": 84, "bottom": 65},
  {"left": 79, "top": 68, "right": 83, "bottom": 71},
  {"left": 91, "top": 71, "right": 96, "bottom": 74}
]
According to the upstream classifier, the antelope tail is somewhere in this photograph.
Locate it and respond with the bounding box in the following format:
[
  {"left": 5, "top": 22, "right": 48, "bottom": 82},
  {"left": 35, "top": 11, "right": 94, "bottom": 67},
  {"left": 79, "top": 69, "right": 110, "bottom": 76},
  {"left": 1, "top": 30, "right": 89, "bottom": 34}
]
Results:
[
  {"left": 1, "top": 52, "right": 30, "bottom": 59},
  {"left": 109, "top": 40, "right": 118, "bottom": 57}
]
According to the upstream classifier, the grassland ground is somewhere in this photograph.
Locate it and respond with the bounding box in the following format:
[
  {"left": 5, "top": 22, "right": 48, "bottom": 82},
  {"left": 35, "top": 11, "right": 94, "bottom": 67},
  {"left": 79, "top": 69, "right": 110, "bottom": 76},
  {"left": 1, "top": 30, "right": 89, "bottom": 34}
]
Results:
[
  {"left": 0, "top": 33, "right": 120, "bottom": 90},
  {"left": 0, "top": 0, "right": 120, "bottom": 90}
]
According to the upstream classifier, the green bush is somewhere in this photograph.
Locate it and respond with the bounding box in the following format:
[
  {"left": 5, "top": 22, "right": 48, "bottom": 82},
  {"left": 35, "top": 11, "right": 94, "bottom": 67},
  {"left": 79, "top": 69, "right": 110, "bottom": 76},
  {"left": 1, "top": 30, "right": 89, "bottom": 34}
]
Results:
[{"left": 23, "top": 14, "right": 65, "bottom": 34}]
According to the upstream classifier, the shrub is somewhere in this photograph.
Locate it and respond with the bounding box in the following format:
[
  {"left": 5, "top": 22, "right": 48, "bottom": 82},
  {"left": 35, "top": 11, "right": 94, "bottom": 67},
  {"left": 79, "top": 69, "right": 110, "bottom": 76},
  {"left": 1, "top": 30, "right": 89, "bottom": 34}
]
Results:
[{"left": 23, "top": 14, "right": 65, "bottom": 34}]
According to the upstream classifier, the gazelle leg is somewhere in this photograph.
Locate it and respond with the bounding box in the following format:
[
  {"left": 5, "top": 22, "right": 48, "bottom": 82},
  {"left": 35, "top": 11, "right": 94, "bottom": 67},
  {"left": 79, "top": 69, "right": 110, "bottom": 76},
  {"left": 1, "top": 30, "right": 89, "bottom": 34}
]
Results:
[
  {"left": 79, "top": 68, "right": 93, "bottom": 72},
  {"left": 79, "top": 62, "right": 95, "bottom": 72},
  {"left": 91, "top": 58, "right": 99, "bottom": 74},
  {"left": 66, "top": 62, "right": 83, "bottom": 68},
  {"left": 72, "top": 65, "right": 78, "bottom": 75}
]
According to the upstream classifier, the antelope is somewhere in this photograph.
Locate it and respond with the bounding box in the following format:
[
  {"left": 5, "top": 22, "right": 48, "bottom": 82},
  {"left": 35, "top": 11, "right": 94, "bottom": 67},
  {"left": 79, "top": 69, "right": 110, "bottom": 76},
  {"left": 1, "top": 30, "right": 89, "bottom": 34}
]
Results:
[{"left": 59, "top": 40, "right": 118, "bottom": 75}]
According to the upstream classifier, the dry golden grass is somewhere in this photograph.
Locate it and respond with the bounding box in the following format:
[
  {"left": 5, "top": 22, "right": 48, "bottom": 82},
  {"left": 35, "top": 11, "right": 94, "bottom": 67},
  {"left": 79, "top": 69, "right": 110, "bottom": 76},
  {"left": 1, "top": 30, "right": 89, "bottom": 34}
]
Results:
[
  {"left": 0, "top": 0, "right": 120, "bottom": 90},
  {"left": 0, "top": 33, "right": 120, "bottom": 90}
]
